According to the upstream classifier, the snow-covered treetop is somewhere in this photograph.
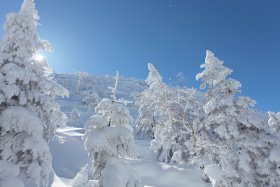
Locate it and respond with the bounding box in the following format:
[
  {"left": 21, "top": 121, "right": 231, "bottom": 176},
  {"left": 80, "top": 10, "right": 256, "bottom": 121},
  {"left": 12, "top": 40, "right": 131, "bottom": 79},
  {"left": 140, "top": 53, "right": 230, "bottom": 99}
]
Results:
[
  {"left": 109, "top": 71, "right": 119, "bottom": 101},
  {"left": 1, "top": 0, "right": 51, "bottom": 69},
  {"left": 20, "top": 0, "right": 38, "bottom": 19},
  {"left": 95, "top": 98, "right": 133, "bottom": 130},
  {"left": 145, "top": 63, "right": 162, "bottom": 87},
  {"left": 196, "top": 50, "right": 233, "bottom": 89},
  {"left": 0, "top": 0, "right": 68, "bottom": 141}
]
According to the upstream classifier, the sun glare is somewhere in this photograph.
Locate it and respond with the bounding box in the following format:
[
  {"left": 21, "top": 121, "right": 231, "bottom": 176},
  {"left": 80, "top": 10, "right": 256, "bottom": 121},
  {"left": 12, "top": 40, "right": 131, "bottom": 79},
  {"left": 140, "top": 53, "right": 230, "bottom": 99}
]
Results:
[{"left": 33, "top": 53, "right": 45, "bottom": 62}]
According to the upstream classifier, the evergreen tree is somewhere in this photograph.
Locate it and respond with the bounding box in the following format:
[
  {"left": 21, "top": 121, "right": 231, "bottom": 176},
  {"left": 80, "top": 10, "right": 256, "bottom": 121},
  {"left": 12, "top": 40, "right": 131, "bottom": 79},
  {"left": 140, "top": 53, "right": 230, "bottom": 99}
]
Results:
[
  {"left": 0, "top": 0, "right": 68, "bottom": 186},
  {"left": 197, "top": 50, "right": 279, "bottom": 187},
  {"left": 138, "top": 64, "right": 201, "bottom": 163},
  {"left": 83, "top": 73, "right": 143, "bottom": 187},
  {"left": 136, "top": 63, "right": 165, "bottom": 138},
  {"left": 151, "top": 85, "right": 200, "bottom": 164}
]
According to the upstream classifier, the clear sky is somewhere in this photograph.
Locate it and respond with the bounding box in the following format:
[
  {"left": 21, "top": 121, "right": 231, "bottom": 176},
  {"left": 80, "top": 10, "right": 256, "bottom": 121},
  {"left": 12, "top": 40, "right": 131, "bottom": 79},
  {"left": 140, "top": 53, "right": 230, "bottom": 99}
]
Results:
[{"left": 0, "top": 0, "right": 280, "bottom": 112}]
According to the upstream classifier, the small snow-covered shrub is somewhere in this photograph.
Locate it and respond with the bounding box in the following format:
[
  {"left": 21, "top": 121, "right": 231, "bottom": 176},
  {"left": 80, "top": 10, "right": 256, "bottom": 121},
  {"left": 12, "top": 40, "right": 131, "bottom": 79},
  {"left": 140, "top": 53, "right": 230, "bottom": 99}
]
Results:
[
  {"left": 83, "top": 113, "right": 142, "bottom": 187},
  {"left": 83, "top": 120, "right": 135, "bottom": 178},
  {"left": 83, "top": 73, "right": 143, "bottom": 187},
  {"left": 95, "top": 98, "right": 133, "bottom": 131}
]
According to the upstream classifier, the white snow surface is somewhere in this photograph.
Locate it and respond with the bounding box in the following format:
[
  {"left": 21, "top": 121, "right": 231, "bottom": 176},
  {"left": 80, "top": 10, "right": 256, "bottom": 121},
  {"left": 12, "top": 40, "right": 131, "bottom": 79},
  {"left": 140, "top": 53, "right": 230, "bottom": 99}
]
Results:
[
  {"left": 49, "top": 73, "right": 210, "bottom": 187},
  {"left": 50, "top": 127, "right": 209, "bottom": 187}
]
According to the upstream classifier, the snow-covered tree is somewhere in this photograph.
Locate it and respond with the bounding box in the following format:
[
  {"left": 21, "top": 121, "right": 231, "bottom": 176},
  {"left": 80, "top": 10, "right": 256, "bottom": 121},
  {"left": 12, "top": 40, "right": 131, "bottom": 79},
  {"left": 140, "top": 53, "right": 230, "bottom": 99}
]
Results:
[
  {"left": 0, "top": 0, "right": 68, "bottom": 140},
  {"left": 0, "top": 0, "right": 68, "bottom": 186},
  {"left": 136, "top": 63, "right": 165, "bottom": 138},
  {"left": 71, "top": 164, "right": 89, "bottom": 187},
  {"left": 94, "top": 72, "right": 133, "bottom": 131},
  {"left": 268, "top": 112, "right": 280, "bottom": 132},
  {"left": 137, "top": 63, "right": 201, "bottom": 163},
  {"left": 0, "top": 107, "right": 52, "bottom": 186},
  {"left": 83, "top": 73, "right": 143, "bottom": 187},
  {"left": 145, "top": 63, "right": 162, "bottom": 86},
  {"left": 150, "top": 85, "right": 201, "bottom": 164},
  {"left": 95, "top": 98, "right": 133, "bottom": 131},
  {"left": 196, "top": 50, "right": 280, "bottom": 186},
  {"left": 194, "top": 50, "right": 244, "bottom": 165}
]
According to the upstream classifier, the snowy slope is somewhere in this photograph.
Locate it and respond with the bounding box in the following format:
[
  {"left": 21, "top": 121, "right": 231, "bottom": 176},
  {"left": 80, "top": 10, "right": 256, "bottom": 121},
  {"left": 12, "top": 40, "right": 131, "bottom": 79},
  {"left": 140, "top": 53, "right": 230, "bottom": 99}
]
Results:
[
  {"left": 50, "top": 73, "right": 210, "bottom": 187},
  {"left": 54, "top": 73, "right": 146, "bottom": 128},
  {"left": 51, "top": 129, "right": 210, "bottom": 187},
  {"left": 51, "top": 73, "right": 146, "bottom": 178}
]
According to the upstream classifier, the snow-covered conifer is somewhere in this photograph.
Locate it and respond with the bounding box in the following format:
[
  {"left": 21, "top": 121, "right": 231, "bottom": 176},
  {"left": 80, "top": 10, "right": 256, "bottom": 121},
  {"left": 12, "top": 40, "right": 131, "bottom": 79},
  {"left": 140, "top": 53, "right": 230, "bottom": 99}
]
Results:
[
  {"left": 137, "top": 64, "right": 201, "bottom": 163},
  {"left": 195, "top": 50, "right": 244, "bottom": 165},
  {"left": 0, "top": 0, "right": 68, "bottom": 140},
  {"left": 0, "top": 0, "right": 68, "bottom": 186},
  {"left": 95, "top": 98, "right": 133, "bottom": 131},
  {"left": 136, "top": 63, "right": 165, "bottom": 138},
  {"left": 83, "top": 73, "right": 142, "bottom": 187},
  {"left": 145, "top": 63, "right": 162, "bottom": 86},
  {"left": 197, "top": 50, "right": 279, "bottom": 186},
  {"left": 150, "top": 85, "right": 201, "bottom": 164},
  {"left": 0, "top": 107, "right": 52, "bottom": 186}
]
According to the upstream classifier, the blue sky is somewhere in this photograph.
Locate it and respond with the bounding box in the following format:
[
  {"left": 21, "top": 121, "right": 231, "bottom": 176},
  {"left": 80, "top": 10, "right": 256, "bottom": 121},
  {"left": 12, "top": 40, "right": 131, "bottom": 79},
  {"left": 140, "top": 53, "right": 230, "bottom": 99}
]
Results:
[{"left": 0, "top": 0, "right": 280, "bottom": 111}]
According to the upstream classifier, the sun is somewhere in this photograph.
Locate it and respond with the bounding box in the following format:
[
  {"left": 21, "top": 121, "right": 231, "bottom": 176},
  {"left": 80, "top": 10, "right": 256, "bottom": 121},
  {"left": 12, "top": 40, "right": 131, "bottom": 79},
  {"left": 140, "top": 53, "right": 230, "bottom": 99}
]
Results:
[{"left": 33, "top": 53, "right": 45, "bottom": 62}]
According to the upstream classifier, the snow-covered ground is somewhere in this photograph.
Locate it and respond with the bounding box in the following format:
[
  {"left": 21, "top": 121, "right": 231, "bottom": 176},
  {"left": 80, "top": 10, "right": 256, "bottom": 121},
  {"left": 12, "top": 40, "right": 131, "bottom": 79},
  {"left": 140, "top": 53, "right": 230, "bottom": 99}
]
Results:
[
  {"left": 49, "top": 73, "right": 211, "bottom": 187},
  {"left": 50, "top": 127, "right": 210, "bottom": 187}
]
